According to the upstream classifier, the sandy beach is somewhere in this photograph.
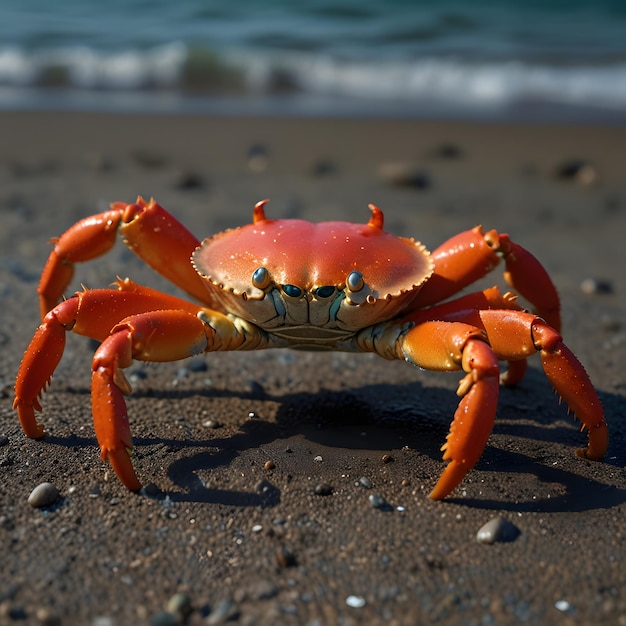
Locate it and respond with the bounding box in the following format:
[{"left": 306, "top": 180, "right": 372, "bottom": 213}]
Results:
[{"left": 1, "top": 110, "right": 625, "bottom": 625}]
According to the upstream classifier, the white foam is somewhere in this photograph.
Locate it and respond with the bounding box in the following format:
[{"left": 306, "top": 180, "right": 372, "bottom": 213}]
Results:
[{"left": 1, "top": 42, "right": 626, "bottom": 115}]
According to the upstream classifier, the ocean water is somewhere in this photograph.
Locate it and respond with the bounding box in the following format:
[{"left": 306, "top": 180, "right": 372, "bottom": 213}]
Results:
[{"left": 1, "top": 0, "right": 626, "bottom": 121}]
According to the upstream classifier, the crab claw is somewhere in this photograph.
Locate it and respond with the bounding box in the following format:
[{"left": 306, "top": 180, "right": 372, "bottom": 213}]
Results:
[{"left": 429, "top": 338, "right": 500, "bottom": 500}]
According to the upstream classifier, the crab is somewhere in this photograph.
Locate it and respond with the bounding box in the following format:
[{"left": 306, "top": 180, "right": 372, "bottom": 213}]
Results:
[{"left": 14, "top": 197, "right": 608, "bottom": 499}]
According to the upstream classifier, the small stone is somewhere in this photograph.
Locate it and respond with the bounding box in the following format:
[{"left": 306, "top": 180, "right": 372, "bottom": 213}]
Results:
[
  {"left": 28, "top": 483, "right": 59, "bottom": 508},
  {"left": 88, "top": 484, "right": 102, "bottom": 498},
  {"left": 313, "top": 455, "right": 323, "bottom": 462},
  {"left": 207, "top": 598, "right": 238, "bottom": 625},
  {"left": 476, "top": 517, "right": 520, "bottom": 544},
  {"left": 203, "top": 419, "right": 222, "bottom": 429},
  {"left": 276, "top": 545, "right": 297, "bottom": 568},
  {"left": 35, "top": 607, "right": 61, "bottom": 626},
  {"left": 555, "top": 600, "right": 574, "bottom": 614},
  {"left": 313, "top": 483, "right": 334, "bottom": 496},
  {"left": 381, "top": 453, "right": 394, "bottom": 464},
  {"left": 431, "top": 142, "right": 464, "bottom": 160},
  {"left": 187, "top": 357, "right": 208, "bottom": 372},
  {"left": 358, "top": 476, "right": 373, "bottom": 489},
  {"left": 346, "top": 595, "right": 366, "bottom": 608},
  {"left": 252, "top": 524, "right": 263, "bottom": 533},
  {"left": 0, "top": 435, "right": 9, "bottom": 447},
  {"left": 311, "top": 158, "right": 337, "bottom": 177},
  {"left": 368, "top": 494, "right": 393, "bottom": 511},
  {"left": 264, "top": 460, "right": 275, "bottom": 471},
  {"left": 174, "top": 171, "right": 205, "bottom": 190},
  {"left": 378, "top": 162, "right": 431, "bottom": 189},
  {"left": 167, "top": 593, "right": 192, "bottom": 620},
  {"left": 555, "top": 159, "right": 598, "bottom": 186},
  {"left": 580, "top": 277, "right": 613, "bottom": 295}
]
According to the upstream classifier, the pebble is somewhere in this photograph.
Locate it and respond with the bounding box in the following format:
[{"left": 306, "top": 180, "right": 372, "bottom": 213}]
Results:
[
  {"left": 187, "top": 357, "right": 208, "bottom": 372},
  {"left": 313, "top": 455, "right": 323, "bottom": 462},
  {"left": 358, "top": 476, "right": 373, "bottom": 489},
  {"left": 368, "top": 494, "right": 393, "bottom": 512},
  {"left": 276, "top": 545, "right": 297, "bottom": 568},
  {"left": 264, "top": 460, "right": 275, "bottom": 470},
  {"left": 207, "top": 598, "right": 238, "bottom": 625},
  {"left": 430, "top": 142, "right": 464, "bottom": 160},
  {"left": 203, "top": 419, "right": 222, "bottom": 429},
  {"left": 35, "top": 607, "right": 61, "bottom": 626},
  {"left": 378, "top": 162, "right": 432, "bottom": 189},
  {"left": 311, "top": 158, "right": 337, "bottom": 177},
  {"left": 555, "top": 600, "right": 574, "bottom": 614},
  {"left": 381, "top": 453, "right": 394, "bottom": 464},
  {"left": 346, "top": 595, "right": 366, "bottom": 608},
  {"left": 313, "top": 483, "right": 334, "bottom": 496},
  {"left": 476, "top": 517, "right": 521, "bottom": 544},
  {"left": 174, "top": 171, "right": 205, "bottom": 190},
  {"left": 580, "top": 277, "right": 614, "bottom": 295},
  {"left": 28, "top": 483, "right": 59, "bottom": 508},
  {"left": 167, "top": 593, "right": 192, "bottom": 620},
  {"left": 555, "top": 159, "right": 598, "bottom": 186},
  {"left": 0, "top": 435, "right": 8, "bottom": 447}
]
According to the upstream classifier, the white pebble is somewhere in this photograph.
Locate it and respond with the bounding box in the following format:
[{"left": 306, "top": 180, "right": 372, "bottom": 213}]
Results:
[
  {"left": 252, "top": 524, "right": 263, "bottom": 533},
  {"left": 555, "top": 600, "right": 573, "bottom": 613},
  {"left": 28, "top": 482, "right": 59, "bottom": 508},
  {"left": 476, "top": 517, "right": 520, "bottom": 544},
  {"left": 313, "top": 455, "right": 323, "bottom": 462},
  {"left": 346, "top": 595, "right": 366, "bottom": 608}
]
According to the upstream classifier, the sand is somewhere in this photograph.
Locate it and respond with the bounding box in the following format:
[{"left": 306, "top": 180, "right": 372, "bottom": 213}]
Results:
[{"left": 1, "top": 110, "right": 625, "bottom": 625}]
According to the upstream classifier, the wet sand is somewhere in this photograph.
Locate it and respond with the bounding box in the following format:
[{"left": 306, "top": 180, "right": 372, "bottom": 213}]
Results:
[{"left": 1, "top": 110, "right": 626, "bottom": 625}]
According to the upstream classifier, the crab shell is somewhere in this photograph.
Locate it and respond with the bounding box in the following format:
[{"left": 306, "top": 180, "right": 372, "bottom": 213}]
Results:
[{"left": 192, "top": 201, "right": 434, "bottom": 333}]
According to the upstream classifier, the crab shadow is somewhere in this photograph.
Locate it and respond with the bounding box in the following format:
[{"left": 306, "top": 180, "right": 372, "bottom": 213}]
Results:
[{"left": 69, "top": 364, "right": 624, "bottom": 512}]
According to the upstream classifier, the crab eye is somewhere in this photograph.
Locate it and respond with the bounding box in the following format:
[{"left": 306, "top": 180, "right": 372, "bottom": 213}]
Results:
[
  {"left": 282, "top": 284, "right": 303, "bottom": 298},
  {"left": 346, "top": 270, "right": 364, "bottom": 292},
  {"left": 315, "top": 285, "right": 335, "bottom": 298},
  {"left": 252, "top": 266, "right": 271, "bottom": 289}
]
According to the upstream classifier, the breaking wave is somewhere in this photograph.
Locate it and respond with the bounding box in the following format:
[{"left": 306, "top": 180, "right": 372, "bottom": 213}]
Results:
[{"left": 1, "top": 42, "right": 626, "bottom": 116}]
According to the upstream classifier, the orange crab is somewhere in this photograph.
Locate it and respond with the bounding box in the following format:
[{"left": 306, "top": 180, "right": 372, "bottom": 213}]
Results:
[{"left": 14, "top": 197, "right": 607, "bottom": 499}]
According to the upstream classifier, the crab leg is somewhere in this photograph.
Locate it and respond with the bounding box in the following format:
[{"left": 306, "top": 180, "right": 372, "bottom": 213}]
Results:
[
  {"left": 91, "top": 305, "right": 267, "bottom": 489},
  {"left": 398, "top": 321, "right": 500, "bottom": 500},
  {"left": 91, "top": 310, "right": 219, "bottom": 490},
  {"left": 16, "top": 279, "right": 267, "bottom": 489},
  {"left": 406, "top": 286, "right": 529, "bottom": 386},
  {"left": 478, "top": 309, "right": 608, "bottom": 461},
  {"left": 14, "top": 284, "right": 200, "bottom": 440},
  {"left": 414, "top": 226, "right": 561, "bottom": 330},
  {"left": 38, "top": 197, "right": 210, "bottom": 318}
]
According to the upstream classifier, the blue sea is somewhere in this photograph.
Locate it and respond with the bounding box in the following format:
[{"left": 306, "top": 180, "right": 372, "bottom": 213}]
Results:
[{"left": 2, "top": 0, "right": 626, "bottom": 121}]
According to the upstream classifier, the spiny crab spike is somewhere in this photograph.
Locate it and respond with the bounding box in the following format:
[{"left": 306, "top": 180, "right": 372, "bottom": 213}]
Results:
[
  {"left": 253, "top": 199, "right": 271, "bottom": 224},
  {"left": 367, "top": 204, "right": 384, "bottom": 230}
]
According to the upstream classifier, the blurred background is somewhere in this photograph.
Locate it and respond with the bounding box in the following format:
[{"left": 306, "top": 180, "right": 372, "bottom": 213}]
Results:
[{"left": 2, "top": 0, "right": 626, "bottom": 121}]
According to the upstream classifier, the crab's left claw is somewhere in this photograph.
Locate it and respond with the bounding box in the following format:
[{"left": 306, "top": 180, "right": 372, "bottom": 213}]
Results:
[{"left": 400, "top": 322, "right": 500, "bottom": 500}]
